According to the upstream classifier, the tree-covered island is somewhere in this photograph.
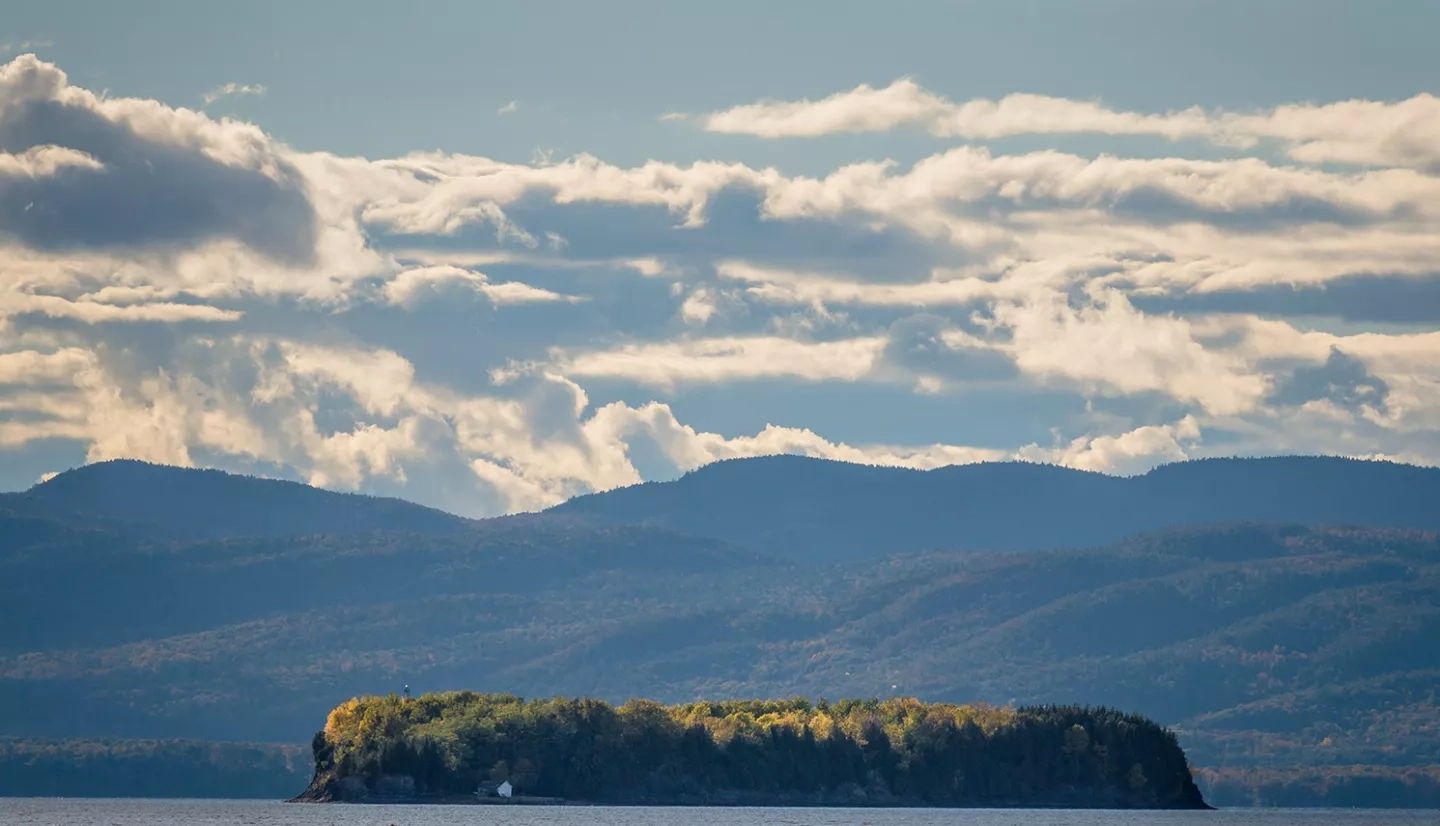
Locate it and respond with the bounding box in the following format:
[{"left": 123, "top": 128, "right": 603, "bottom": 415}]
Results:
[{"left": 294, "top": 693, "right": 1210, "bottom": 808}]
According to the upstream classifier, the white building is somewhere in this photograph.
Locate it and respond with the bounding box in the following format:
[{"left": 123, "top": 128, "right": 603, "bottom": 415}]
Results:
[{"left": 497, "top": 780, "right": 513, "bottom": 798}]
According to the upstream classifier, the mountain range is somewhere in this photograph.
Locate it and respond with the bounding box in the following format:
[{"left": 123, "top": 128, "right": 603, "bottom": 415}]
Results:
[{"left": 1, "top": 455, "right": 1437, "bottom": 803}]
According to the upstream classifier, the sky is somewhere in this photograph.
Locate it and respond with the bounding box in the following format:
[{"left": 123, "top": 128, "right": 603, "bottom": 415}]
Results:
[{"left": 2, "top": 1, "right": 1439, "bottom": 516}]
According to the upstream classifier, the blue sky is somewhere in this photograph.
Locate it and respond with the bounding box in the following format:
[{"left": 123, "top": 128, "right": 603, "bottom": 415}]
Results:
[{"left": 2, "top": 2, "right": 1439, "bottom": 515}]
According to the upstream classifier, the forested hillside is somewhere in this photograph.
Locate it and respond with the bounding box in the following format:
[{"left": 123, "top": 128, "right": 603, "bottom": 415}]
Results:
[
  {"left": 4, "top": 459, "right": 471, "bottom": 540},
  {"left": 298, "top": 693, "right": 1208, "bottom": 808},
  {"left": 0, "top": 738, "right": 307, "bottom": 798},
  {"left": 1195, "top": 766, "right": 1440, "bottom": 808},
  {"left": 552, "top": 455, "right": 1440, "bottom": 561},
  {"left": 1, "top": 458, "right": 1437, "bottom": 805}
]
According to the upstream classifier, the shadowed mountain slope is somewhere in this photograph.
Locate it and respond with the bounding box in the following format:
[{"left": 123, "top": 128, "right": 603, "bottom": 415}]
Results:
[
  {"left": 4, "top": 459, "right": 472, "bottom": 541},
  {"left": 549, "top": 455, "right": 1440, "bottom": 561}
]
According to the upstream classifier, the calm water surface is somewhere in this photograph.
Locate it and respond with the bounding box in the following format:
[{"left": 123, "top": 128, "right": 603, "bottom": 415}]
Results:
[{"left": 2, "top": 800, "right": 1438, "bottom": 826}]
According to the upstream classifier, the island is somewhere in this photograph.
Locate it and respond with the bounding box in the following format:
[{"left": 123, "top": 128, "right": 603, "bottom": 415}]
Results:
[{"left": 293, "top": 692, "right": 1210, "bottom": 809}]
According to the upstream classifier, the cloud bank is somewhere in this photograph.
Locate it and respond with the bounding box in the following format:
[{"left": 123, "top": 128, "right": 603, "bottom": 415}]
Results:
[{"left": 1, "top": 55, "right": 1437, "bottom": 515}]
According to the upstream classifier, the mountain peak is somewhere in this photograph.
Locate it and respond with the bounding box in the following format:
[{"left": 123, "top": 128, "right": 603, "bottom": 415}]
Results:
[{"left": 23, "top": 459, "right": 470, "bottom": 541}]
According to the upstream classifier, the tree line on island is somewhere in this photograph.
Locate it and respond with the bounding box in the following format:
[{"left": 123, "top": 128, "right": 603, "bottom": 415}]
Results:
[{"left": 297, "top": 693, "right": 1209, "bottom": 808}]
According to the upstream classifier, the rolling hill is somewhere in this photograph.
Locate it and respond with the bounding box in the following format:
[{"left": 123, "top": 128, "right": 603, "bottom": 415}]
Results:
[
  {"left": 3, "top": 459, "right": 472, "bottom": 541},
  {"left": 550, "top": 455, "right": 1440, "bottom": 561}
]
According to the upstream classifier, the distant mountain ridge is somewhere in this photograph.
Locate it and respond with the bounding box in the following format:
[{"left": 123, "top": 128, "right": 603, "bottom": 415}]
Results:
[
  {"left": 5, "top": 459, "right": 472, "bottom": 541},
  {"left": 550, "top": 455, "right": 1440, "bottom": 560},
  {"left": 13, "top": 455, "right": 1440, "bottom": 555}
]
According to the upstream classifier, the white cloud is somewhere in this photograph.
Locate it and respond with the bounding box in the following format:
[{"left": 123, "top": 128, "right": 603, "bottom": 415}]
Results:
[
  {"left": 679, "top": 287, "right": 718, "bottom": 325},
  {"left": 0, "top": 145, "right": 103, "bottom": 177},
  {"left": 0, "top": 330, "right": 1020, "bottom": 514},
  {"left": 496, "top": 100, "right": 519, "bottom": 116},
  {"left": 4, "top": 293, "right": 243, "bottom": 324},
  {"left": 382, "top": 265, "right": 577, "bottom": 307},
  {"left": 1021, "top": 415, "right": 1203, "bottom": 476},
  {"left": 989, "top": 287, "right": 1269, "bottom": 415},
  {"left": 481, "top": 280, "right": 578, "bottom": 306},
  {"left": 700, "top": 79, "right": 1440, "bottom": 170},
  {"left": 1220, "top": 95, "right": 1440, "bottom": 169},
  {"left": 0, "top": 347, "right": 93, "bottom": 383},
  {"left": 1195, "top": 315, "right": 1440, "bottom": 435},
  {"left": 701, "top": 80, "right": 1210, "bottom": 140},
  {"left": 588, "top": 400, "right": 1011, "bottom": 475},
  {"left": 704, "top": 79, "right": 952, "bottom": 138},
  {"left": 201, "top": 82, "right": 266, "bottom": 107},
  {"left": 717, "top": 260, "right": 1016, "bottom": 308},
  {"left": 550, "top": 335, "right": 887, "bottom": 390}
]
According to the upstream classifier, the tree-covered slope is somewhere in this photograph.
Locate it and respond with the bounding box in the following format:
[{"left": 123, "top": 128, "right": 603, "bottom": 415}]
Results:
[
  {"left": 551, "top": 455, "right": 1440, "bottom": 561},
  {"left": 0, "top": 514, "right": 769, "bottom": 656},
  {"left": 297, "top": 693, "right": 1208, "bottom": 808},
  {"left": 8, "top": 459, "right": 472, "bottom": 541},
  {"left": 1, "top": 520, "right": 1434, "bottom": 780},
  {"left": 1196, "top": 766, "right": 1440, "bottom": 808},
  {"left": 0, "top": 738, "right": 308, "bottom": 799}
]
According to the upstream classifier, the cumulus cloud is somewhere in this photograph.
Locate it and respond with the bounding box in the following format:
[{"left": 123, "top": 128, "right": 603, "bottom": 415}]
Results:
[
  {"left": 593, "top": 400, "right": 1013, "bottom": 475},
  {"left": 1021, "top": 416, "right": 1204, "bottom": 476},
  {"left": 987, "top": 287, "right": 1269, "bottom": 415},
  {"left": 0, "top": 331, "right": 1046, "bottom": 514},
  {"left": 679, "top": 287, "right": 719, "bottom": 325},
  {"left": 0, "top": 58, "right": 316, "bottom": 265}
]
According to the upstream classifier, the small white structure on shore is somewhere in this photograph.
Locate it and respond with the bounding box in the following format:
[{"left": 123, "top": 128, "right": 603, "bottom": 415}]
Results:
[{"left": 475, "top": 778, "right": 516, "bottom": 799}]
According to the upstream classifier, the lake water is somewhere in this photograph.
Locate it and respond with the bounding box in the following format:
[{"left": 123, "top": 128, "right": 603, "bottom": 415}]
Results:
[{"left": 2, "top": 800, "right": 1438, "bottom": 826}]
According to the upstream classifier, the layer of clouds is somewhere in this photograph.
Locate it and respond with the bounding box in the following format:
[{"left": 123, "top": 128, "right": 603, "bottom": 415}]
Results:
[
  {"left": 698, "top": 78, "right": 1440, "bottom": 170},
  {"left": 2, "top": 55, "right": 1438, "bottom": 516}
]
